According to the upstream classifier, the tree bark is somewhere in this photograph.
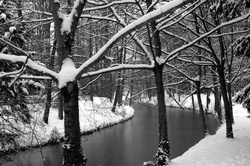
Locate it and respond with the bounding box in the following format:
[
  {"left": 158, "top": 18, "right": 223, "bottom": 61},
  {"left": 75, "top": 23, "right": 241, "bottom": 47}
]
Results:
[
  {"left": 43, "top": 40, "right": 56, "bottom": 124},
  {"left": 153, "top": 64, "right": 170, "bottom": 164},
  {"left": 195, "top": 81, "right": 208, "bottom": 134},
  {"left": 218, "top": 67, "right": 234, "bottom": 138},
  {"left": 212, "top": 66, "right": 222, "bottom": 123},
  {"left": 145, "top": 0, "right": 170, "bottom": 163},
  {"left": 111, "top": 74, "right": 122, "bottom": 112},
  {"left": 61, "top": 81, "right": 87, "bottom": 166}
]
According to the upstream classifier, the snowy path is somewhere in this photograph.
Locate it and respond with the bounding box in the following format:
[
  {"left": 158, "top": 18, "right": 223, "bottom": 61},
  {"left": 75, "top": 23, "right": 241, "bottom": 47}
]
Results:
[{"left": 170, "top": 104, "right": 250, "bottom": 166}]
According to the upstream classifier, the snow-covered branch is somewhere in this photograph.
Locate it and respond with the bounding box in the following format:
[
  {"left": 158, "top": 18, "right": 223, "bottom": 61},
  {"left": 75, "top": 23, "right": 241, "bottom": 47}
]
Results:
[
  {"left": 0, "top": 53, "right": 58, "bottom": 79},
  {"left": 76, "top": 0, "right": 195, "bottom": 77},
  {"left": 80, "top": 14, "right": 119, "bottom": 23},
  {"left": 161, "top": 30, "right": 213, "bottom": 55},
  {"left": 80, "top": 63, "right": 154, "bottom": 78},
  {"left": 164, "top": 12, "right": 250, "bottom": 62},
  {"left": 84, "top": 0, "right": 136, "bottom": 12},
  {"left": 158, "top": 0, "right": 206, "bottom": 30}
]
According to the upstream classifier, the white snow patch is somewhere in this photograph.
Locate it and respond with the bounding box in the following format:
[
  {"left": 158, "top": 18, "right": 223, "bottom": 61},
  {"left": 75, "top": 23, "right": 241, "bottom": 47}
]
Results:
[
  {"left": 58, "top": 58, "right": 78, "bottom": 88},
  {"left": 0, "top": 13, "right": 6, "bottom": 20},
  {"left": 156, "top": 56, "right": 166, "bottom": 65},
  {"left": 9, "top": 26, "right": 16, "bottom": 33},
  {"left": 58, "top": 0, "right": 81, "bottom": 35}
]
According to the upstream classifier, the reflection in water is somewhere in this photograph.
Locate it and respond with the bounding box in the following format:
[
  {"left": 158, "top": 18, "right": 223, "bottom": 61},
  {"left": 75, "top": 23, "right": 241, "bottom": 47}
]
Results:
[{"left": 3, "top": 103, "right": 220, "bottom": 166}]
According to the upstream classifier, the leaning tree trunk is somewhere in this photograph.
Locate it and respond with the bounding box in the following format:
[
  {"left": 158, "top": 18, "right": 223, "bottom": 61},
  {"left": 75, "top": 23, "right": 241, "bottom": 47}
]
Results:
[
  {"left": 111, "top": 75, "right": 122, "bottom": 112},
  {"left": 153, "top": 64, "right": 170, "bottom": 165},
  {"left": 61, "top": 81, "right": 87, "bottom": 166},
  {"left": 218, "top": 67, "right": 234, "bottom": 138}
]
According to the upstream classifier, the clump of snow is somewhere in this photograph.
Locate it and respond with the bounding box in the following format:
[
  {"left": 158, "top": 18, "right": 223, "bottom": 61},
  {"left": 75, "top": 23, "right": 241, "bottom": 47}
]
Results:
[
  {"left": 3, "top": 32, "right": 10, "bottom": 39},
  {"left": 58, "top": 58, "right": 78, "bottom": 88},
  {"left": 58, "top": 0, "right": 82, "bottom": 35},
  {"left": 9, "top": 26, "right": 16, "bottom": 33},
  {"left": 0, "top": 13, "right": 6, "bottom": 20},
  {"left": 156, "top": 56, "right": 166, "bottom": 65}
]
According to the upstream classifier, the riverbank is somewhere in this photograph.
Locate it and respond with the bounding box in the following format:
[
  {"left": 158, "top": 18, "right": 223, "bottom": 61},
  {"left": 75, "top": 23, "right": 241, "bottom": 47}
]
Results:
[
  {"left": 170, "top": 103, "right": 250, "bottom": 166},
  {"left": 143, "top": 94, "right": 250, "bottom": 165},
  {"left": 0, "top": 97, "right": 134, "bottom": 152}
]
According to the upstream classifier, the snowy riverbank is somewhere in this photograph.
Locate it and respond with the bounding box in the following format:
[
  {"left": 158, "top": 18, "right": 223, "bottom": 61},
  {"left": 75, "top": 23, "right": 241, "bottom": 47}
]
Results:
[
  {"left": 170, "top": 103, "right": 250, "bottom": 166},
  {"left": 1, "top": 97, "right": 134, "bottom": 151},
  {"left": 143, "top": 94, "right": 250, "bottom": 165}
]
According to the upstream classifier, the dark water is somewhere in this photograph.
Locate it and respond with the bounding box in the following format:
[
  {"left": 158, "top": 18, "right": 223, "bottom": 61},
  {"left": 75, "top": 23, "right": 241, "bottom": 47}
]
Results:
[{"left": 2, "top": 103, "right": 220, "bottom": 166}]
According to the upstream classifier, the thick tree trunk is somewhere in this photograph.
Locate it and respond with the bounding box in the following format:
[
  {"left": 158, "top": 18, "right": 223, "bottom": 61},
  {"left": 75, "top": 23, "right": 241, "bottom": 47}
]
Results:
[
  {"left": 218, "top": 67, "right": 234, "bottom": 138},
  {"left": 153, "top": 64, "right": 170, "bottom": 165},
  {"left": 195, "top": 81, "right": 208, "bottom": 134},
  {"left": 61, "top": 81, "right": 87, "bottom": 166}
]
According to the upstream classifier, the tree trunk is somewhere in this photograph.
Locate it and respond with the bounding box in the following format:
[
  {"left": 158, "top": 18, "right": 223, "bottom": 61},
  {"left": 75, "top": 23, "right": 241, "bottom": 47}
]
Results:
[
  {"left": 61, "top": 81, "right": 87, "bottom": 166},
  {"left": 191, "top": 86, "right": 195, "bottom": 112},
  {"left": 129, "top": 79, "right": 134, "bottom": 106},
  {"left": 214, "top": 86, "right": 222, "bottom": 123},
  {"left": 206, "top": 90, "right": 210, "bottom": 114},
  {"left": 43, "top": 40, "right": 56, "bottom": 124},
  {"left": 195, "top": 81, "right": 208, "bottom": 134},
  {"left": 212, "top": 66, "right": 222, "bottom": 123},
  {"left": 111, "top": 73, "right": 122, "bottom": 112},
  {"left": 218, "top": 67, "right": 234, "bottom": 138},
  {"left": 43, "top": 80, "right": 52, "bottom": 124},
  {"left": 153, "top": 64, "right": 170, "bottom": 165}
]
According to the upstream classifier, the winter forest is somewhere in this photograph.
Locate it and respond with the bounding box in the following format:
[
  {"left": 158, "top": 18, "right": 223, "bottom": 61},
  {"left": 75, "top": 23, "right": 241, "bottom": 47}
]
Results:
[{"left": 1, "top": 0, "right": 250, "bottom": 166}]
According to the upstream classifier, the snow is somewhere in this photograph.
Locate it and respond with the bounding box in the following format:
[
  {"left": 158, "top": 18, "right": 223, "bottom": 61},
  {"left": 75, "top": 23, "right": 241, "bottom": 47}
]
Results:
[
  {"left": 0, "top": 13, "right": 6, "bottom": 20},
  {"left": 0, "top": 97, "right": 134, "bottom": 150},
  {"left": 143, "top": 93, "right": 250, "bottom": 166},
  {"left": 57, "top": 58, "right": 78, "bottom": 88},
  {"left": 58, "top": 0, "right": 82, "bottom": 35},
  {"left": 169, "top": 104, "right": 250, "bottom": 166},
  {"left": 9, "top": 27, "right": 16, "bottom": 33},
  {"left": 0, "top": 53, "right": 58, "bottom": 79},
  {"left": 76, "top": 0, "right": 190, "bottom": 75},
  {"left": 156, "top": 56, "right": 166, "bottom": 65}
]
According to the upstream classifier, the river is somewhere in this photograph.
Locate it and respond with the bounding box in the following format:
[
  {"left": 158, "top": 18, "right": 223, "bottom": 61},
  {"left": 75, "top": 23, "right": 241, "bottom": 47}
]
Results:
[{"left": 2, "top": 103, "right": 220, "bottom": 166}]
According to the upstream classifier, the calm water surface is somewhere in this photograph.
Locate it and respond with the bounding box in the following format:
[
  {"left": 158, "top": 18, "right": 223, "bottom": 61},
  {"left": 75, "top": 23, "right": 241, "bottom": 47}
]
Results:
[{"left": 3, "top": 103, "right": 220, "bottom": 166}]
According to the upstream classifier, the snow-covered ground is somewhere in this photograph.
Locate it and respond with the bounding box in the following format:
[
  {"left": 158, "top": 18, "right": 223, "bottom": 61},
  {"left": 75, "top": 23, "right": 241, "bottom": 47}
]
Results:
[
  {"left": 1, "top": 97, "right": 134, "bottom": 150},
  {"left": 144, "top": 94, "right": 250, "bottom": 166},
  {"left": 170, "top": 103, "right": 250, "bottom": 166}
]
